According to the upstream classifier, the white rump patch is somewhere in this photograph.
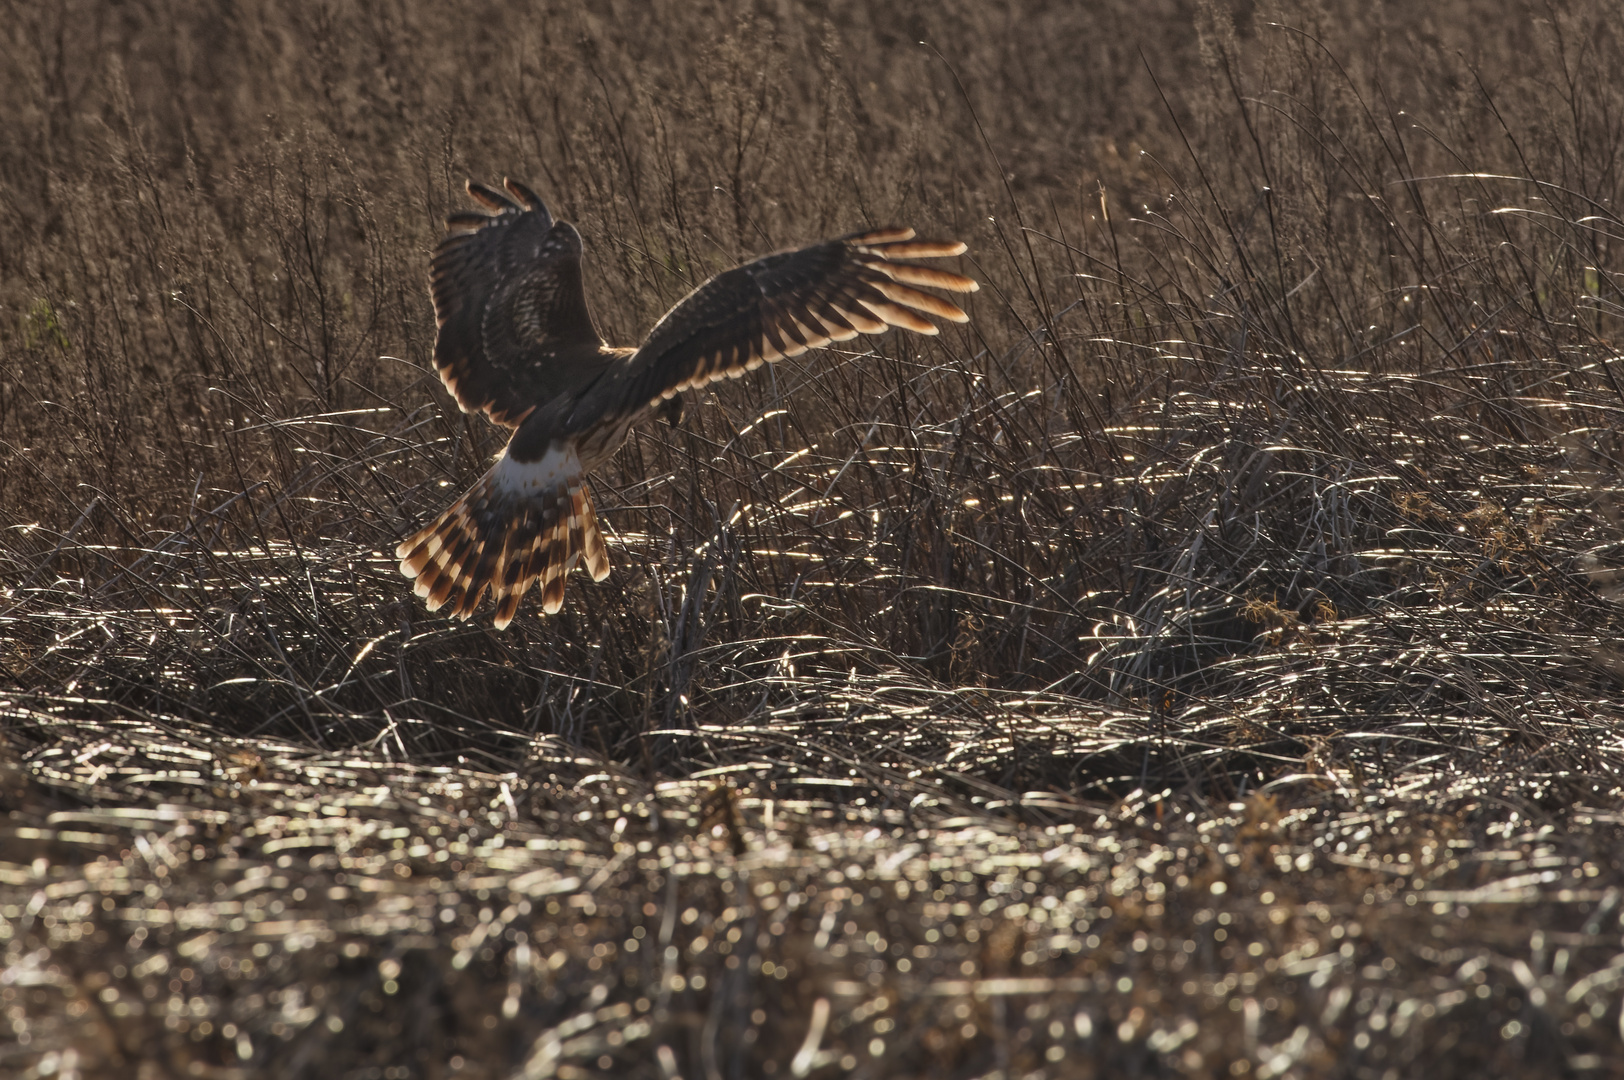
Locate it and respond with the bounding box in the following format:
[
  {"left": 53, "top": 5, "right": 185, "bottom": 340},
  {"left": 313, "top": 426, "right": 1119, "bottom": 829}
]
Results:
[{"left": 491, "top": 441, "right": 581, "bottom": 499}]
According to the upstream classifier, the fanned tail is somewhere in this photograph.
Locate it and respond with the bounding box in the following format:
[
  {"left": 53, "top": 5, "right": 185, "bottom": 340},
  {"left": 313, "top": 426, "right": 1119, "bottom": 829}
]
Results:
[{"left": 396, "top": 461, "right": 611, "bottom": 629}]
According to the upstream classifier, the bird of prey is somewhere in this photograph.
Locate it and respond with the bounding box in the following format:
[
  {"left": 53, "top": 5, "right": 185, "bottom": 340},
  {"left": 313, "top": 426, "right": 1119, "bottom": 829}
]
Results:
[{"left": 397, "top": 179, "right": 977, "bottom": 628}]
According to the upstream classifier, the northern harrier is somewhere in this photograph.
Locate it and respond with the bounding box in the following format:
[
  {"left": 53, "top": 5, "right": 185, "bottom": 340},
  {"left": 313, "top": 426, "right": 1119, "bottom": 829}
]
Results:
[{"left": 398, "top": 179, "right": 977, "bottom": 628}]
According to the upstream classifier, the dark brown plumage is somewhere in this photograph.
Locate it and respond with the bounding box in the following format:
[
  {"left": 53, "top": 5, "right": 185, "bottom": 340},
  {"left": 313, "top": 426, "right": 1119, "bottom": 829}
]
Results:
[{"left": 398, "top": 178, "right": 978, "bottom": 628}]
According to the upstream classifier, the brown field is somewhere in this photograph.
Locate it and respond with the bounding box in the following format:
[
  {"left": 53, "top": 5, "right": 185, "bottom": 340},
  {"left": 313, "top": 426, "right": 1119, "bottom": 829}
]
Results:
[{"left": 6, "top": 1, "right": 1624, "bottom": 1076}]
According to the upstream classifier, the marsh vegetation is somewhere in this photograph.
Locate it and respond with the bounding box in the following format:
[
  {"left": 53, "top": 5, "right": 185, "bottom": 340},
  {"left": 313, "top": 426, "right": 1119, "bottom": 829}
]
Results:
[{"left": 6, "top": 1, "right": 1624, "bottom": 1076}]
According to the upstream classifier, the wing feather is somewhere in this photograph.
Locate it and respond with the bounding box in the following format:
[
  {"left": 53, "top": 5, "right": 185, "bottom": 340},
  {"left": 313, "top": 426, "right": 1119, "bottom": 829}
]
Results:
[
  {"left": 832, "top": 303, "right": 888, "bottom": 334},
  {"left": 465, "top": 181, "right": 521, "bottom": 212},
  {"left": 858, "top": 299, "right": 938, "bottom": 335},
  {"left": 872, "top": 280, "right": 970, "bottom": 322},
  {"left": 858, "top": 240, "right": 969, "bottom": 258},
  {"left": 871, "top": 262, "right": 979, "bottom": 292}
]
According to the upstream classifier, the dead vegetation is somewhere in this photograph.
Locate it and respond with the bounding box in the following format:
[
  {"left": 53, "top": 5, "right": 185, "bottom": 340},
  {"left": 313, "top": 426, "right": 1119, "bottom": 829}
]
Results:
[{"left": 6, "top": 1, "right": 1624, "bottom": 1076}]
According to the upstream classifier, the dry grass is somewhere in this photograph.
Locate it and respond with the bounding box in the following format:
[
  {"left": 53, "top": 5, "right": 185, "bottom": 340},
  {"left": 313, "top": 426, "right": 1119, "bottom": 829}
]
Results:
[{"left": 6, "top": 0, "right": 1624, "bottom": 1076}]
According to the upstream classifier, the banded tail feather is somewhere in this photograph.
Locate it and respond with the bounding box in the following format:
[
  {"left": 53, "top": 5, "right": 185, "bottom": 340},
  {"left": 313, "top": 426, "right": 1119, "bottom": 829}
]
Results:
[{"left": 395, "top": 448, "right": 610, "bottom": 630}]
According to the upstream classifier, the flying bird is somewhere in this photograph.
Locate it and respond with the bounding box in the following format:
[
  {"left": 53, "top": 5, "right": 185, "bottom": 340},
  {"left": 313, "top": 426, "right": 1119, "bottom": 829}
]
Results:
[{"left": 397, "top": 179, "right": 978, "bottom": 628}]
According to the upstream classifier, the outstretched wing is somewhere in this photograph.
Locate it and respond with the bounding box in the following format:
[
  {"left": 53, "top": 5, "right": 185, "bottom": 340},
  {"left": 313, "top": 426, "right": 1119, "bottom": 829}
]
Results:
[
  {"left": 604, "top": 229, "right": 977, "bottom": 419},
  {"left": 429, "top": 179, "right": 613, "bottom": 427}
]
